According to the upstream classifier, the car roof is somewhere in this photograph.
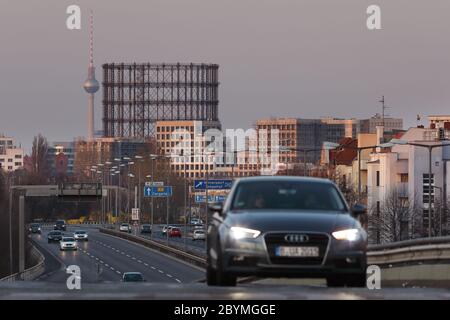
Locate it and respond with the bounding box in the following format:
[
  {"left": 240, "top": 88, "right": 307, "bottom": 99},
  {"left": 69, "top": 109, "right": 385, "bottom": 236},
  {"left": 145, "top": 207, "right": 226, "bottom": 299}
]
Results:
[
  {"left": 123, "top": 272, "right": 143, "bottom": 275},
  {"left": 74, "top": 230, "right": 86, "bottom": 232},
  {"left": 234, "top": 176, "right": 334, "bottom": 185}
]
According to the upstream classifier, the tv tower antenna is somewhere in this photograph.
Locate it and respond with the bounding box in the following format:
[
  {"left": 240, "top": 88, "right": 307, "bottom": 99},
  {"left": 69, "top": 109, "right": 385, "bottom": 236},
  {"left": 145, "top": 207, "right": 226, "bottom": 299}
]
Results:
[
  {"left": 83, "top": 10, "right": 99, "bottom": 141},
  {"left": 379, "top": 95, "right": 389, "bottom": 128}
]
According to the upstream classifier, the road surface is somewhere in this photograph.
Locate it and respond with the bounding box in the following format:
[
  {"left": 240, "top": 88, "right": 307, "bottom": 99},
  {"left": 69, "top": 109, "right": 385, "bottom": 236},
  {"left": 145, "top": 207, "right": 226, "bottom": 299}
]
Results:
[{"left": 31, "top": 226, "right": 204, "bottom": 286}]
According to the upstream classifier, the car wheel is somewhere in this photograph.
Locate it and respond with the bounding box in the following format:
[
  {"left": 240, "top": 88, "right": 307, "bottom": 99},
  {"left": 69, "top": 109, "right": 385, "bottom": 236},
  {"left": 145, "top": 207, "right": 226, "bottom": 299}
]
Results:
[
  {"left": 211, "top": 241, "right": 236, "bottom": 287},
  {"left": 344, "top": 273, "right": 366, "bottom": 288},
  {"left": 206, "top": 264, "right": 218, "bottom": 286}
]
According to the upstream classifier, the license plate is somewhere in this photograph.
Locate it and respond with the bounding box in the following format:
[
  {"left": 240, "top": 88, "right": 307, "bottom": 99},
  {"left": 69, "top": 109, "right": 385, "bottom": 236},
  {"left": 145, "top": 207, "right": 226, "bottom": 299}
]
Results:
[{"left": 275, "top": 246, "right": 319, "bottom": 257}]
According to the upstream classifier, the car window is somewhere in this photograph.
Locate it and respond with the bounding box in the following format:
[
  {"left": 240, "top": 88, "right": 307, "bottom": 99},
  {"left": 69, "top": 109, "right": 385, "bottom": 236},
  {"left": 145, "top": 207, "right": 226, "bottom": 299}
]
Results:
[{"left": 231, "top": 181, "right": 347, "bottom": 212}]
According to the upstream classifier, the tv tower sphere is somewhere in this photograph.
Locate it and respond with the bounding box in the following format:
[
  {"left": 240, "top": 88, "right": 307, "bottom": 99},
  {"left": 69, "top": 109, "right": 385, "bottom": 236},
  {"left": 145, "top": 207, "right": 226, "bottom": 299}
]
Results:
[{"left": 83, "top": 74, "right": 99, "bottom": 93}]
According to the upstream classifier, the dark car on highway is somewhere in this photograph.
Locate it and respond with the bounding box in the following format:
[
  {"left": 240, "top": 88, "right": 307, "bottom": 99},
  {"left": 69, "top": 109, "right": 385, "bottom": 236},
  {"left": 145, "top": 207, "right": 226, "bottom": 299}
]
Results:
[
  {"left": 54, "top": 219, "right": 67, "bottom": 231},
  {"left": 122, "top": 272, "right": 145, "bottom": 282},
  {"left": 47, "top": 231, "right": 63, "bottom": 243},
  {"left": 206, "top": 176, "right": 368, "bottom": 287},
  {"left": 29, "top": 223, "right": 41, "bottom": 234},
  {"left": 140, "top": 224, "right": 152, "bottom": 234}
]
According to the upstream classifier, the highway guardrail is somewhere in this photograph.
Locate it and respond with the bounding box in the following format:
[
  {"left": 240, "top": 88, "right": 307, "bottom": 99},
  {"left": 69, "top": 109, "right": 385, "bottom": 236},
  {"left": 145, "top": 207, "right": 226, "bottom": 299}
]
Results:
[{"left": 367, "top": 236, "right": 450, "bottom": 266}]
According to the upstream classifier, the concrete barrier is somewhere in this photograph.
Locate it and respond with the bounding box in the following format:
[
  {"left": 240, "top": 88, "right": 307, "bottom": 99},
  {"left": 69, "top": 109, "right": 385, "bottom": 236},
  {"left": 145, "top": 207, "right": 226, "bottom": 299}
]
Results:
[{"left": 0, "top": 243, "right": 45, "bottom": 282}]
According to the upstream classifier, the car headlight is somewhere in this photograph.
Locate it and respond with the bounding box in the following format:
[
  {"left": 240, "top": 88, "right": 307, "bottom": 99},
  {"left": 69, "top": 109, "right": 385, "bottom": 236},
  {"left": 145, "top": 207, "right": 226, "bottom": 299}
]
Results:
[
  {"left": 230, "top": 227, "right": 261, "bottom": 240},
  {"left": 332, "top": 228, "right": 360, "bottom": 241}
]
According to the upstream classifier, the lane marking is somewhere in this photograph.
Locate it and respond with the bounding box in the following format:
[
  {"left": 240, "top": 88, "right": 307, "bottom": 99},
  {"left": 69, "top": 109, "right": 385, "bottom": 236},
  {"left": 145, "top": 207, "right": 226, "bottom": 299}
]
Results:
[{"left": 175, "top": 279, "right": 181, "bottom": 283}]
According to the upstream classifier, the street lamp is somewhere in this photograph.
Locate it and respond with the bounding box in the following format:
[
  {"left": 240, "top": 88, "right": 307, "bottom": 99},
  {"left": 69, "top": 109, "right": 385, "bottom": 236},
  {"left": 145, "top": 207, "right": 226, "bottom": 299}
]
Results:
[{"left": 389, "top": 138, "right": 450, "bottom": 237}]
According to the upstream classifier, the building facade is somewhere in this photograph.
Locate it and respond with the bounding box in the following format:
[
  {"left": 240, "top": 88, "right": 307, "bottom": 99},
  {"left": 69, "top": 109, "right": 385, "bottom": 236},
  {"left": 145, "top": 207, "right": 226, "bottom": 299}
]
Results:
[
  {"left": 156, "top": 120, "right": 222, "bottom": 178},
  {"left": 0, "top": 136, "right": 24, "bottom": 172},
  {"left": 360, "top": 114, "right": 403, "bottom": 134},
  {"left": 367, "top": 126, "right": 450, "bottom": 243},
  {"left": 47, "top": 142, "right": 75, "bottom": 178}
]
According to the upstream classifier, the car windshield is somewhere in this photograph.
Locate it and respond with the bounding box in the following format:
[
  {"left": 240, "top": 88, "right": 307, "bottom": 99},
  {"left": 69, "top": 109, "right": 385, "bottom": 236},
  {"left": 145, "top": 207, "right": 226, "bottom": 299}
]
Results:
[
  {"left": 231, "top": 180, "right": 347, "bottom": 212},
  {"left": 31, "top": 224, "right": 39, "bottom": 227},
  {"left": 124, "top": 273, "right": 143, "bottom": 281},
  {"left": 50, "top": 232, "right": 61, "bottom": 235},
  {"left": 62, "top": 238, "right": 74, "bottom": 242},
  {"left": 75, "top": 231, "right": 86, "bottom": 234}
]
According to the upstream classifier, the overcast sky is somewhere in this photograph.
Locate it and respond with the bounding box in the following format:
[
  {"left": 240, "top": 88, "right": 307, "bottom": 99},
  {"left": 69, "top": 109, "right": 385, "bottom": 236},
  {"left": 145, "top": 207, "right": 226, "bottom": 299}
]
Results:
[{"left": 1, "top": 0, "right": 450, "bottom": 152}]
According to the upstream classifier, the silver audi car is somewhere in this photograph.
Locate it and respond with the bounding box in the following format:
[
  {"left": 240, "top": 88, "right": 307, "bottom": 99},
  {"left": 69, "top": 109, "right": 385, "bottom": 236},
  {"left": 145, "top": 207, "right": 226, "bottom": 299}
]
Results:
[{"left": 206, "top": 176, "right": 368, "bottom": 287}]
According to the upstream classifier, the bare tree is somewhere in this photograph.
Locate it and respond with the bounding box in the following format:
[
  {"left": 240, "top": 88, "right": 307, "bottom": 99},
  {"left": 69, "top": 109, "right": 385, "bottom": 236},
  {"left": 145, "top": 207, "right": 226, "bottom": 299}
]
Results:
[
  {"left": 368, "top": 186, "right": 421, "bottom": 244},
  {"left": 28, "top": 134, "right": 50, "bottom": 184}
]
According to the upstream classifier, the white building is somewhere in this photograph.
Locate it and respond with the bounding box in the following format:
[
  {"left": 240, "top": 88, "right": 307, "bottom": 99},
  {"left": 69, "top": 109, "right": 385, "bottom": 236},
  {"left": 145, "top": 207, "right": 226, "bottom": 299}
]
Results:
[
  {"left": 367, "top": 127, "right": 450, "bottom": 243},
  {"left": 0, "top": 136, "right": 24, "bottom": 172}
]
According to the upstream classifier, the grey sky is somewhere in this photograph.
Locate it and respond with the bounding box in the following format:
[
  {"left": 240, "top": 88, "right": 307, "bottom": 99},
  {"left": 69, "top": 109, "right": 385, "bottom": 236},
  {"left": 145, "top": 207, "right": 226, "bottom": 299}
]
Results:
[{"left": 1, "top": 0, "right": 450, "bottom": 152}]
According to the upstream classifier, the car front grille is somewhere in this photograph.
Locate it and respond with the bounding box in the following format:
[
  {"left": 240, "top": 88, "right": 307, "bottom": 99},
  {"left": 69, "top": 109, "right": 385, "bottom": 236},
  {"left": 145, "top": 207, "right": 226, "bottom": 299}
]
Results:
[{"left": 264, "top": 232, "right": 329, "bottom": 266}]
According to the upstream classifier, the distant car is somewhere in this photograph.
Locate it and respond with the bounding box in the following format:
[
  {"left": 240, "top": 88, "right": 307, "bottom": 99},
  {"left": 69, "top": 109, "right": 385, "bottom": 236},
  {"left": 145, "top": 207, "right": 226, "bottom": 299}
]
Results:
[
  {"left": 161, "top": 225, "right": 173, "bottom": 235},
  {"left": 47, "top": 231, "right": 63, "bottom": 243},
  {"left": 169, "top": 227, "right": 182, "bottom": 238},
  {"left": 73, "top": 230, "right": 88, "bottom": 241},
  {"left": 119, "top": 223, "right": 132, "bottom": 233},
  {"left": 60, "top": 237, "right": 77, "bottom": 251},
  {"left": 122, "top": 272, "right": 145, "bottom": 282},
  {"left": 140, "top": 224, "right": 152, "bottom": 234},
  {"left": 190, "top": 218, "right": 203, "bottom": 225},
  {"left": 194, "top": 224, "right": 205, "bottom": 230},
  {"left": 29, "top": 223, "right": 41, "bottom": 234},
  {"left": 54, "top": 219, "right": 66, "bottom": 231},
  {"left": 192, "top": 229, "right": 206, "bottom": 241}
]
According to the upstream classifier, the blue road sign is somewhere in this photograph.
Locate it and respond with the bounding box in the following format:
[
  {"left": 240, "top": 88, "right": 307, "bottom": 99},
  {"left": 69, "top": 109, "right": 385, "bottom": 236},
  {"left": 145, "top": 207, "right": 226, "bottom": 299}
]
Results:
[
  {"left": 195, "top": 194, "right": 227, "bottom": 203},
  {"left": 194, "top": 179, "right": 233, "bottom": 190},
  {"left": 144, "top": 186, "right": 173, "bottom": 197}
]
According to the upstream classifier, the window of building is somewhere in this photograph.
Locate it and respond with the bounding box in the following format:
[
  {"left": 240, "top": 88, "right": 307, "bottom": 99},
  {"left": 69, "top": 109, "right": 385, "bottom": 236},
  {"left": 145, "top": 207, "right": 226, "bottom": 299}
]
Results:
[
  {"left": 400, "top": 173, "right": 408, "bottom": 183},
  {"left": 376, "top": 171, "right": 380, "bottom": 186}
]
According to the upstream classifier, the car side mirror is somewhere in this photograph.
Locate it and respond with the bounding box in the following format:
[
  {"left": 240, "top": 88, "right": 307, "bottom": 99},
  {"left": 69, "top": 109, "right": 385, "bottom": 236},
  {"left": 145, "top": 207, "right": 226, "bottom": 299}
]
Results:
[
  {"left": 209, "top": 203, "right": 223, "bottom": 215},
  {"left": 351, "top": 204, "right": 367, "bottom": 216}
]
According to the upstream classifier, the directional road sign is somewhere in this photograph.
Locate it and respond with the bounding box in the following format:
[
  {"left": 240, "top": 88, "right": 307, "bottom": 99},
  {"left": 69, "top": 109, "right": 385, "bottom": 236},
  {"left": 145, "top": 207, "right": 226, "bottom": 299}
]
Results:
[
  {"left": 144, "top": 186, "right": 173, "bottom": 197},
  {"left": 193, "top": 179, "right": 233, "bottom": 190}
]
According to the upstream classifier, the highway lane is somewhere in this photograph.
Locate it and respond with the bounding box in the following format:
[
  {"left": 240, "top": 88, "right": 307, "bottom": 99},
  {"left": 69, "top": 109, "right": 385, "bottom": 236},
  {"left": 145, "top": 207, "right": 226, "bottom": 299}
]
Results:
[{"left": 32, "top": 226, "right": 204, "bottom": 284}]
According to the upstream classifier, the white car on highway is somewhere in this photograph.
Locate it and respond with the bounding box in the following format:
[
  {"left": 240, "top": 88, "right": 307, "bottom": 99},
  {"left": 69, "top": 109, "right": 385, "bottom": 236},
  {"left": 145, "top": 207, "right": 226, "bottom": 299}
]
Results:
[
  {"left": 192, "top": 229, "right": 206, "bottom": 241},
  {"left": 60, "top": 237, "right": 78, "bottom": 251},
  {"left": 73, "top": 230, "right": 88, "bottom": 241},
  {"left": 119, "top": 223, "right": 132, "bottom": 233}
]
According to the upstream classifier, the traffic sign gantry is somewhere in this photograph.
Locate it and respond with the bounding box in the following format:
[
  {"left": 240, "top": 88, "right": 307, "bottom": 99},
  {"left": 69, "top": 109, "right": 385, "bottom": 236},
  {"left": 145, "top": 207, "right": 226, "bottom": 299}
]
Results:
[
  {"left": 193, "top": 179, "right": 232, "bottom": 190},
  {"left": 144, "top": 186, "right": 173, "bottom": 197}
]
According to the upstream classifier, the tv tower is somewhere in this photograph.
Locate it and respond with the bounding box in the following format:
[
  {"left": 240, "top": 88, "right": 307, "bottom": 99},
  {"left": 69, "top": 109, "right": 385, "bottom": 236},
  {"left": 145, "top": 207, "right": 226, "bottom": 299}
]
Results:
[{"left": 83, "top": 10, "right": 99, "bottom": 141}]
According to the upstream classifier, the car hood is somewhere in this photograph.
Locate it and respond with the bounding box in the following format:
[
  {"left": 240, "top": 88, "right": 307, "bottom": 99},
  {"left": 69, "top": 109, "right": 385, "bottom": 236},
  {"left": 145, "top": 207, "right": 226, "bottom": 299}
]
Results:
[{"left": 224, "top": 210, "right": 358, "bottom": 234}]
